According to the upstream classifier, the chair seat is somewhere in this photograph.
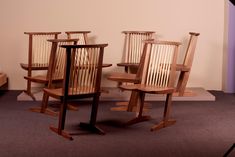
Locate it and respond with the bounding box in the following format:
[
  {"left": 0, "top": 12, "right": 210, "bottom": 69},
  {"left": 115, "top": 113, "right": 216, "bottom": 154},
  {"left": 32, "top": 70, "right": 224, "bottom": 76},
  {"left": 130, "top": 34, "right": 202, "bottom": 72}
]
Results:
[
  {"left": 44, "top": 87, "right": 97, "bottom": 99},
  {"left": 117, "top": 62, "right": 139, "bottom": 68},
  {"left": 117, "top": 63, "right": 190, "bottom": 72},
  {"left": 24, "top": 75, "right": 63, "bottom": 84},
  {"left": 20, "top": 63, "right": 48, "bottom": 70},
  {"left": 107, "top": 73, "right": 140, "bottom": 83},
  {"left": 120, "top": 84, "right": 175, "bottom": 94},
  {"left": 102, "top": 63, "right": 112, "bottom": 68}
]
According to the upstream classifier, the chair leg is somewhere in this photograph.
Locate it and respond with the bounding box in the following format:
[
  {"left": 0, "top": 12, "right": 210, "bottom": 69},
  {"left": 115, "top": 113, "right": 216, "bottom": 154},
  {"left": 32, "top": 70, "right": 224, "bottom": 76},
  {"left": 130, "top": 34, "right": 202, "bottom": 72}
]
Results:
[
  {"left": 67, "top": 104, "right": 79, "bottom": 111},
  {"left": 79, "top": 93, "right": 105, "bottom": 135},
  {"left": 124, "top": 92, "right": 151, "bottom": 126},
  {"left": 151, "top": 93, "right": 176, "bottom": 131},
  {"left": 176, "top": 71, "right": 190, "bottom": 96},
  {"left": 127, "top": 91, "right": 140, "bottom": 112},
  {"left": 111, "top": 91, "right": 151, "bottom": 112},
  {"left": 24, "top": 69, "right": 36, "bottom": 100},
  {"left": 50, "top": 99, "right": 73, "bottom": 140},
  {"left": 29, "top": 93, "right": 58, "bottom": 116},
  {"left": 223, "top": 143, "right": 235, "bottom": 157},
  {"left": 50, "top": 126, "right": 73, "bottom": 140},
  {"left": 23, "top": 79, "right": 36, "bottom": 100}
]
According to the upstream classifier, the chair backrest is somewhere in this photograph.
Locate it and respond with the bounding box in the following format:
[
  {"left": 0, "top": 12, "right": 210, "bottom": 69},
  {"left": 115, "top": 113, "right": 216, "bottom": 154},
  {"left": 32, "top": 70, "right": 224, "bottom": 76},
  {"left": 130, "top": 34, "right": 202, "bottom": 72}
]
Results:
[
  {"left": 46, "top": 39, "right": 79, "bottom": 85},
  {"left": 61, "top": 44, "right": 108, "bottom": 96},
  {"left": 24, "top": 32, "right": 61, "bottom": 68},
  {"left": 122, "top": 31, "right": 155, "bottom": 64},
  {"left": 182, "top": 32, "right": 200, "bottom": 67},
  {"left": 140, "top": 40, "right": 181, "bottom": 88},
  {"left": 65, "top": 31, "right": 91, "bottom": 45}
]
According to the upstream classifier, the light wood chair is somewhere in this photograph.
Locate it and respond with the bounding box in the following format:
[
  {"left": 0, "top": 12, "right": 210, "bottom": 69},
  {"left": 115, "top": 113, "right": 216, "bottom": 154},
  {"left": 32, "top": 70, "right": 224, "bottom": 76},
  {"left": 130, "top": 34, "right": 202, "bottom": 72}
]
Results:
[
  {"left": 108, "top": 32, "right": 200, "bottom": 112},
  {"left": 26, "top": 39, "right": 79, "bottom": 116},
  {"left": 119, "top": 40, "right": 181, "bottom": 131},
  {"left": 175, "top": 32, "right": 200, "bottom": 96},
  {"left": 44, "top": 43, "right": 108, "bottom": 140},
  {"left": 65, "top": 31, "right": 91, "bottom": 44},
  {"left": 107, "top": 31, "right": 155, "bottom": 111},
  {"left": 117, "top": 31, "right": 155, "bottom": 74},
  {"left": 21, "top": 32, "right": 61, "bottom": 100}
]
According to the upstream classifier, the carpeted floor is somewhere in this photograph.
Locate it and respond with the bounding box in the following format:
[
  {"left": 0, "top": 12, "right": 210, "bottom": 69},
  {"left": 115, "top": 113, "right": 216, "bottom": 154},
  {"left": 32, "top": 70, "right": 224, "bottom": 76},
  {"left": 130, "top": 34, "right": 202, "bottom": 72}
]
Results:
[{"left": 0, "top": 90, "right": 234, "bottom": 157}]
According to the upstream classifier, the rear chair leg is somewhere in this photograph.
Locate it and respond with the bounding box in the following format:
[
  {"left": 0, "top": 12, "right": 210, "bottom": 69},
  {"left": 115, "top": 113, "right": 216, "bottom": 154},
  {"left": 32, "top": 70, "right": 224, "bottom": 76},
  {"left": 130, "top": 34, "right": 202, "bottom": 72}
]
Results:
[
  {"left": 80, "top": 93, "right": 105, "bottom": 135},
  {"left": 24, "top": 80, "right": 36, "bottom": 100},
  {"left": 151, "top": 93, "right": 176, "bottom": 131},
  {"left": 124, "top": 92, "right": 151, "bottom": 126},
  {"left": 29, "top": 93, "right": 58, "bottom": 116},
  {"left": 50, "top": 99, "right": 73, "bottom": 140}
]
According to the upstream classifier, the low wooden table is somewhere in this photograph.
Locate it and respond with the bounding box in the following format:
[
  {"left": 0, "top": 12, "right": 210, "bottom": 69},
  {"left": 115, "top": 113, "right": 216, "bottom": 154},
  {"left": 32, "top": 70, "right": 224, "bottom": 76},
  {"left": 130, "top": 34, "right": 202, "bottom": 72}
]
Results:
[{"left": 0, "top": 73, "right": 7, "bottom": 87}]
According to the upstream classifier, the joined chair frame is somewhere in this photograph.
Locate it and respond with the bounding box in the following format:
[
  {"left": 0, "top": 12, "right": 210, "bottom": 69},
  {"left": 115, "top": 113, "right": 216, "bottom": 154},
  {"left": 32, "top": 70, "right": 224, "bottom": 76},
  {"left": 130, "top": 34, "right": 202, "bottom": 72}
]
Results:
[
  {"left": 27, "top": 38, "right": 79, "bottom": 116},
  {"left": 117, "top": 31, "right": 156, "bottom": 74},
  {"left": 119, "top": 40, "right": 181, "bottom": 131},
  {"left": 175, "top": 32, "right": 200, "bottom": 96},
  {"left": 21, "top": 32, "right": 61, "bottom": 100},
  {"left": 44, "top": 43, "right": 108, "bottom": 140}
]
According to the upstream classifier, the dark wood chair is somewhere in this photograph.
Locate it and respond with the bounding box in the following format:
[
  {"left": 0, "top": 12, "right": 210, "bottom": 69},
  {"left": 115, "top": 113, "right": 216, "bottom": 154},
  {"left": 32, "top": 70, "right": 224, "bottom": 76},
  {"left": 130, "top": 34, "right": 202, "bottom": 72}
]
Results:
[
  {"left": 21, "top": 32, "right": 61, "bottom": 100},
  {"left": 119, "top": 40, "right": 181, "bottom": 131},
  {"left": 27, "top": 39, "right": 79, "bottom": 116},
  {"left": 175, "top": 32, "right": 200, "bottom": 96},
  {"left": 44, "top": 43, "right": 108, "bottom": 140}
]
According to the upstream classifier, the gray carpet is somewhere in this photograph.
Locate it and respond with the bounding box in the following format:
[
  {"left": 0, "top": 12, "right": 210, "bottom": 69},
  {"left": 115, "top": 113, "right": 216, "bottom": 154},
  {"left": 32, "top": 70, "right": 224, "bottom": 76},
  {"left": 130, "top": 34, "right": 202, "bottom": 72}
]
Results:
[{"left": 0, "top": 90, "right": 234, "bottom": 157}]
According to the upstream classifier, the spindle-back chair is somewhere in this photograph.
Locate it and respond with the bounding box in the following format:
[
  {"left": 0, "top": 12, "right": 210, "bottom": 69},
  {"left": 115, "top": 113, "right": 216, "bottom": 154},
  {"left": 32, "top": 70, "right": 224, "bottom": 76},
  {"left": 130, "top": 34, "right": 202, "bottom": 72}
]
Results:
[
  {"left": 117, "top": 31, "right": 155, "bottom": 73},
  {"left": 107, "top": 31, "right": 155, "bottom": 111},
  {"left": 65, "top": 31, "right": 91, "bottom": 44},
  {"left": 27, "top": 39, "right": 79, "bottom": 116},
  {"left": 175, "top": 32, "right": 200, "bottom": 96},
  {"left": 21, "top": 32, "right": 61, "bottom": 100},
  {"left": 120, "top": 40, "right": 181, "bottom": 131},
  {"left": 44, "top": 44, "right": 108, "bottom": 140}
]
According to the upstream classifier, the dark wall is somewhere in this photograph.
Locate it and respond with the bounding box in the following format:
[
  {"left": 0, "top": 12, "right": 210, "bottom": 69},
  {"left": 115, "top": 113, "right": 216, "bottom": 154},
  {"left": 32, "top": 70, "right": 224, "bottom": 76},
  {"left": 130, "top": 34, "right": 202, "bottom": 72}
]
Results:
[{"left": 230, "top": 0, "right": 235, "bottom": 5}]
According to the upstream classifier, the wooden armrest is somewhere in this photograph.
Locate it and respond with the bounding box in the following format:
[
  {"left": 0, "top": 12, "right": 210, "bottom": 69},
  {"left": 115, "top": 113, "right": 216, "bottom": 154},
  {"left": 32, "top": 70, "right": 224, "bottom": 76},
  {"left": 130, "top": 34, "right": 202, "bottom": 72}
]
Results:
[
  {"left": 176, "top": 64, "right": 190, "bottom": 72},
  {"left": 65, "top": 31, "right": 91, "bottom": 34},
  {"left": 102, "top": 63, "right": 112, "bottom": 68},
  {"left": 47, "top": 38, "right": 79, "bottom": 42},
  {"left": 107, "top": 73, "right": 140, "bottom": 83},
  {"left": 20, "top": 63, "right": 48, "bottom": 70},
  {"left": 24, "top": 75, "right": 48, "bottom": 83},
  {"left": 117, "top": 63, "right": 139, "bottom": 68}
]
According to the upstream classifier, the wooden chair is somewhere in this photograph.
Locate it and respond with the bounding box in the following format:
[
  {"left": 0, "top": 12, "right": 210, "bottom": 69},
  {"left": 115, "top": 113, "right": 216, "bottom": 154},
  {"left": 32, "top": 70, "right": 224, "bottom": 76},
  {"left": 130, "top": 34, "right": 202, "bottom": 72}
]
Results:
[
  {"left": 21, "top": 32, "right": 61, "bottom": 100},
  {"left": 65, "top": 31, "right": 91, "bottom": 44},
  {"left": 65, "top": 31, "right": 112, "bottom": 69},
  {"left": 175, "top": 32, "right": 200, "bottom": 96},
  {"left": 26, "top": 39, "right": 79, "bottom": 116},
  {"left": 107, "top": 31, "right": 155, "bottom": 111},
  {"left": 44, "top": 43, "right": 108, "bottom": 140},
  {"left": 117, "top": 31, "right": 155, "bottom": 74},
  {"left": 108, "top": 32, "right": 199, "bottom": 112},
  {"left": 119, "top": 40, "right": 181, "bottom": 131}
]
